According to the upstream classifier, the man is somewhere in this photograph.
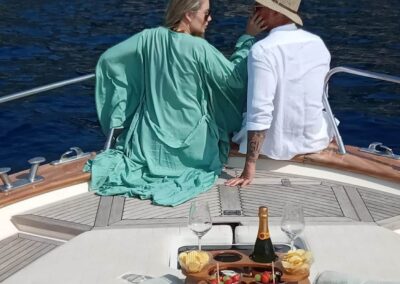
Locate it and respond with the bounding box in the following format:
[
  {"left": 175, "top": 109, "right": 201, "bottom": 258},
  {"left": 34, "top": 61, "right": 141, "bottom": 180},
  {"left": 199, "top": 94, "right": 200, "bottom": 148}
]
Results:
[{"left": 226, "top": 0, "right": 332, "bottom": 187}]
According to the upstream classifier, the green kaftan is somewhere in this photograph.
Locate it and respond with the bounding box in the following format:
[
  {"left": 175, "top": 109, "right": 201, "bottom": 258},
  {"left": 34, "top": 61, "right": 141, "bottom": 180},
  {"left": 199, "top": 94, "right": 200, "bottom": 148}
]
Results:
[{"left": 85, "top": 27, "right": 255, "bottom": 206}]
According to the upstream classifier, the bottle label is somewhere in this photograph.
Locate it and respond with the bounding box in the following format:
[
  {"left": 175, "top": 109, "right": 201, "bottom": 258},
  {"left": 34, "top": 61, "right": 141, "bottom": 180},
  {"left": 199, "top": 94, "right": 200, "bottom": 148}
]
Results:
[{"left": 258, "top": 232, "right": 270, "bottom": 240}]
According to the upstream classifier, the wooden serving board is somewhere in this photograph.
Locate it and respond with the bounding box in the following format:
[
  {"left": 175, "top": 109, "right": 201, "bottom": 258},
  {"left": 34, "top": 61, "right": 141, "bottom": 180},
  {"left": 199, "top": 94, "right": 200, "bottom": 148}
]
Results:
[{"left": 182, "top": 250, "right": 309, "bottom": 284}]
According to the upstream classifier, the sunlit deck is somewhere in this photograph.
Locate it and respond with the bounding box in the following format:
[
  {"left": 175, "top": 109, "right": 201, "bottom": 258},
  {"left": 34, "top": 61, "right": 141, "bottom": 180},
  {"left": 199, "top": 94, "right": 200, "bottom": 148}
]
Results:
[{"left": 1, "top": 164, "right": 400, "bottom": 283}]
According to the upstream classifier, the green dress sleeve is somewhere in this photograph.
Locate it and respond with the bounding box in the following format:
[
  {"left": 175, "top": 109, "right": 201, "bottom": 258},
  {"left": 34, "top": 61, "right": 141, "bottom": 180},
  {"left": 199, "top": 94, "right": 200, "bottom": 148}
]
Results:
[
  {"left": 192, "top": 34, "right": 255, "bottom": 163},
  {"left": 230, "top": 34, "right": 257, "bottom": 66},
  {"left": 200, "top": 34, "right": 255, "bottom": 135},
  {"left": 95, "top": 33, "right": 145, "bottom": 134}
]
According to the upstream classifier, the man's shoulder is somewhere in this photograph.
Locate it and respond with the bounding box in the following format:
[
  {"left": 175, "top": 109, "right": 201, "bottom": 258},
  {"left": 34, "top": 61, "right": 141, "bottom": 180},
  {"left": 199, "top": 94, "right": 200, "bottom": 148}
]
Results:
[
  {"left": 250, "top": 36, "right": 275, "bottom": 56},
  {"left": 249, "top": 33, "right": 286, "bottom": 59},
  {"left": 252, "top": 29, "right": 325, "bottom": 51},
  {"left": 297, "top": 29, "right": 325, "bottom": 42}
]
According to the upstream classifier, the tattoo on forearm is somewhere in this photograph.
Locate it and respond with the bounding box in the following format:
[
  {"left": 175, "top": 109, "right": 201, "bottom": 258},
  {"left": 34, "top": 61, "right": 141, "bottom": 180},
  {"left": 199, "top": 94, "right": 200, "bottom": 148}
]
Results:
[{"left": 247, "top": 130, "right": 266, "bottom": 163}]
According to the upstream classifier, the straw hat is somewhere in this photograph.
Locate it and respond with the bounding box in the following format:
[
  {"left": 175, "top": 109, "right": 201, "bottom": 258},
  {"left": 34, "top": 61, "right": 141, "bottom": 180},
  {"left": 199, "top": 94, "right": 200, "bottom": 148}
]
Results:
[{"left": 256, "top": 0, "right": 303, "bottom": 26}]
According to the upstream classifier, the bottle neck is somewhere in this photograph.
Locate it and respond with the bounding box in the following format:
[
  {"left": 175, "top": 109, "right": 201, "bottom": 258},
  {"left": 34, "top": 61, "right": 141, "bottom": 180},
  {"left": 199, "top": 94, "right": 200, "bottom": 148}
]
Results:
[{"left": 257, "top": 214, "right": 270, "bottom": 240}]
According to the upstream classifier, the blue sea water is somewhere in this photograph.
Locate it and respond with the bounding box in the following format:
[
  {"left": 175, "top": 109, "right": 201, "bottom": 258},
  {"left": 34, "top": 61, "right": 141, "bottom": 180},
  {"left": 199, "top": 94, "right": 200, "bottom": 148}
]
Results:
[{"left": 0, "top": 0, "right": 399, "bottom": 173}]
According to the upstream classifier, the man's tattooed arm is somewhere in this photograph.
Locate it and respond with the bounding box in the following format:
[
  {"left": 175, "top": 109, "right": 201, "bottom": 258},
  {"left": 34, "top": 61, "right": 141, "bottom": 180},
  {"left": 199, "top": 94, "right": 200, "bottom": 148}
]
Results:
[
  {"left": 246, "top": 130, "right": 267, "bottom": 164},
  {"left": 225, "top": 129, "right": 267, "bottom": 187}
]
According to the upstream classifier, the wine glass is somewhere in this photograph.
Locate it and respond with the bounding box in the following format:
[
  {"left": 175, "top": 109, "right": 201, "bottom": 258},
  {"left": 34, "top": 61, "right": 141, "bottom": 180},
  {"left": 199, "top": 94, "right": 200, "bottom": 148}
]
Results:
[
  {"left": 188, "top": 201, "right": 212, "bottom": 251},
  {"left": 280, "top": 203, "right": 305, "bottom": 251}
]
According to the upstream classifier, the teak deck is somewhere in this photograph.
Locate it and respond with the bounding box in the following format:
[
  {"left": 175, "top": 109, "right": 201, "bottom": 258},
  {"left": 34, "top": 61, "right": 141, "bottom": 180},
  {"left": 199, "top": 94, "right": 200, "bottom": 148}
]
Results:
[{"left": 1, "top": 146, "right": 400, "bottom": 282}]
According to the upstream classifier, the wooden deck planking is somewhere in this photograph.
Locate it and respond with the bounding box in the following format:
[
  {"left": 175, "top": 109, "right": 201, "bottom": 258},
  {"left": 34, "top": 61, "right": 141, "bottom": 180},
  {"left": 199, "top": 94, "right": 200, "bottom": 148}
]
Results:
[
  {"left": 244, "top": 182, "right": 340, "bottom": 200},
  {"left": 123, "top": 200, "right": 221, "bottom": 220},
  {"left": 239, "top": 183, "right": 343, "bottom": 217},
  {"left": 3, "top": 167, "right": 400, "bottom": 282},
  {"left": 239, "top": 189, "right": 342, "bottom": 212},
  {"left": 358, "top": 189, "right": 400, "bottom": 216},
  {"left": 344, "top": 187, "right": 374, "bottom": 222},
  {"left": 0, "top": 241, "right": 43, "bottom": 271},
  {"left": 331, "top": 186, "right": 359, "bottom": 220},
  {"left": 0, "top": 234, "right": 62, "bottom": 282},
  {"left": 357, "top": 188, "right": 400, "bottom": 222},
  {"left": 239, "top": 187, "right": 340, "bottom": 206},
  {"left": 11, "top": 170, "right": 399, "bottom": 231},
  {"left": 94, "top": 196, "right": 113, "bottom": 227},
  {"left": 108, "top": 196, "right": 125, "bottom": 224},
  {"left": 0, "top": 236, "right": 21, "bottom": 253},
  {"left": 26, "top": 193, "right": 100, "bottom": 226},
  {"left": 247, "top": 178, "right": 322, "bottom": 185},
  {"left": 122, "top": 187, "right": 221, "bottom": 220},
  {"left": 0, "top": 239, "right": 34, "bottom": 262}
]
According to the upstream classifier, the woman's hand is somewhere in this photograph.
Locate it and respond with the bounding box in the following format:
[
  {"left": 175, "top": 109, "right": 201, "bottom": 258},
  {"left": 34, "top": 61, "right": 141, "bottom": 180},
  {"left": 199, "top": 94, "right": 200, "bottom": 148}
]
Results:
[{"left": 246, "top": 12, "right": 268, "bottom": 36}]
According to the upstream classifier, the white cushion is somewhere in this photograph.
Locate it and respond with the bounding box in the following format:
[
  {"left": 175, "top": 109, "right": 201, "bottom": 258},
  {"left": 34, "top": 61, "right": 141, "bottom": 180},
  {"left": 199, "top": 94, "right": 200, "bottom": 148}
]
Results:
[
  {"left": 3, "top": 225, "right": 233, "bottom": 284},
  {"left": 235, "top": 224, "right": 400, "bottom": 282},
  {"left": 315, "top": 271, "right": 400, "bottom": 284}
]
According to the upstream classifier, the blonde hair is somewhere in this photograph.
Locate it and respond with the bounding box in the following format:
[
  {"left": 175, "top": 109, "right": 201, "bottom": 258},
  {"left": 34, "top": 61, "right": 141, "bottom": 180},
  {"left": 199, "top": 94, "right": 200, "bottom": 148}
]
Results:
[{"left": 165, "top": 0, "right": 201, "bottom": 29}]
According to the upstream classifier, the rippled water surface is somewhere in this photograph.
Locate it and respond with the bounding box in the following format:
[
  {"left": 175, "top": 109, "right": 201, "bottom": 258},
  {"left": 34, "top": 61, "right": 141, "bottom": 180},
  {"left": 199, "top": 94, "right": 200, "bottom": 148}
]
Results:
[{"left": 0, "top": 0, "right": 399, "bottom": 173}]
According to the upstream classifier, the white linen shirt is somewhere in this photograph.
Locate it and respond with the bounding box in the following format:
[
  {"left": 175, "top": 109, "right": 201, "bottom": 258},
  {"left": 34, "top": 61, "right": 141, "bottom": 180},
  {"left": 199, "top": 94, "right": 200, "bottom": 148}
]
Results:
[{"left": 234, "top": 24, "right": 332, "bottom": 160}]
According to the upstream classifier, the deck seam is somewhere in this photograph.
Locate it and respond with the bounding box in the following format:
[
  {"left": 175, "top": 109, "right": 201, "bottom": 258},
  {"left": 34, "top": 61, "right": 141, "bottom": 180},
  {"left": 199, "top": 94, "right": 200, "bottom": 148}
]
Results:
[
  {"left": 94, "top": 196, "right": 113, "bottom": 227},
  {"left": 344, "top": 186, "right": 374, "bottom": 222},
  {"left": 108, "top": 196, "right": 125, "bottom": 225},
  {"left": 331, "top": 185, "right": 359, "bottom": 221}
]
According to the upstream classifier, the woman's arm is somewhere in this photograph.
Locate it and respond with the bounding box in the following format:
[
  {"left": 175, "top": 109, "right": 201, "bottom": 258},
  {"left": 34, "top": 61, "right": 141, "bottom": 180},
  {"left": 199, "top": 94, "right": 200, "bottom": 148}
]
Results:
[
  {"left": 95, "top": 33, "right": 144, "bottom": 134},
  {"left": 230, "top": 12, "right": 267, "bottom": 65}
]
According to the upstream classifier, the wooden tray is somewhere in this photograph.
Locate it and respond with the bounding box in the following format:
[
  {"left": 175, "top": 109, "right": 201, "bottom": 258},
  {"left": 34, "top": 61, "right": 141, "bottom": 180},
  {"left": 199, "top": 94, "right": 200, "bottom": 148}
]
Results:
[{"left": 182, "top": 250, "right": 309, "bottom": 284}]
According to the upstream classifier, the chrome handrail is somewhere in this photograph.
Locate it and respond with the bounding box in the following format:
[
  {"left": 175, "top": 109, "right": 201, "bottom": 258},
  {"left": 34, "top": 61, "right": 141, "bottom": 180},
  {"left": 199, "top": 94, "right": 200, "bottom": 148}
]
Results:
[
  {"left": 3, "top": 67, "right": 400, "bottom": 156},
  {"left": 0, "top": 74, "right": 95, "bottom": 104},
  {"left": 323, "top": 66, "right": 400, "bottom": 155}
]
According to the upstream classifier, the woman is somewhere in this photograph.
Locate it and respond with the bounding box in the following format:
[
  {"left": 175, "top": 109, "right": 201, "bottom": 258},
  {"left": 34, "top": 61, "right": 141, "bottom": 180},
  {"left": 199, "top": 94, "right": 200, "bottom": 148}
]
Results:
[{"left": 85, "top": 0, "right": 266, "bottom": 206}]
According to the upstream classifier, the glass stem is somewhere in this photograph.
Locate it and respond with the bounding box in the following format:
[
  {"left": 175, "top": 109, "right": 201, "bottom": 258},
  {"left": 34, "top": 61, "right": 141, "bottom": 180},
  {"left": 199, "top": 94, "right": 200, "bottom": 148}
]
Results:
[
  {"left": 290, "top": 238, "right": 295, "bottom": 251},
  {"left": 198, "top": 236, "right": 202, "bottom": 251}
]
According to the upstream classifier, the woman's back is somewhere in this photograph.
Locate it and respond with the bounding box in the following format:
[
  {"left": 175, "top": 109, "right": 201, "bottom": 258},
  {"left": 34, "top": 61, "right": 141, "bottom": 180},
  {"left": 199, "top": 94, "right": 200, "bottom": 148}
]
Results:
[{"left": 88, "top": 26, "right": 255, "bottom": 206}]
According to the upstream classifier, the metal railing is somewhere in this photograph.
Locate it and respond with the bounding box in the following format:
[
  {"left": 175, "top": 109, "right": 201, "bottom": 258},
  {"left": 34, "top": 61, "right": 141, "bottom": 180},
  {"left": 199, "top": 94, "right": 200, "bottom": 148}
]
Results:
[
  {"left": 2, "top": 67, "right": 400, "bottom": 156},
  {"left": 323, "top": 66, "right": 400, "bottom": 155},
  {"left": 0, "top": 74, "right": 95, "bottom": 104}
]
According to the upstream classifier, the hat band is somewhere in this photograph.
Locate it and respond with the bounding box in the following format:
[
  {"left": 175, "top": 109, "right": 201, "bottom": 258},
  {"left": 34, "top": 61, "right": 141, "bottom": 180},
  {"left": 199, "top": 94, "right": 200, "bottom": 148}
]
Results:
[{"left": 272, "top": 0, "right": 298, "bottom": 14}]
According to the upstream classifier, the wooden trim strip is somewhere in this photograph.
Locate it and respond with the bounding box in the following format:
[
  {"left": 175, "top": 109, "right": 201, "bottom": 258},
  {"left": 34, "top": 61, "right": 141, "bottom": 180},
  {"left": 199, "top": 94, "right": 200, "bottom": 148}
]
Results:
[
  {"left": 0, "top": 154, "right": 94, "bottom": 208},
  {"left": 2, "top": 141, "right": 399, "bottom": 209},
  {"left": 230, "top": 142, "right": 400, "bottom": 184}
]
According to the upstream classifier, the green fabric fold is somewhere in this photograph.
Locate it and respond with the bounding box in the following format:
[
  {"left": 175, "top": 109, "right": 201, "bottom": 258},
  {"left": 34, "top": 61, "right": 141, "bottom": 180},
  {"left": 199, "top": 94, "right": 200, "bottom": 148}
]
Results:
[{"left": 85, "top": 27, "right": 255, "bottom": 206}]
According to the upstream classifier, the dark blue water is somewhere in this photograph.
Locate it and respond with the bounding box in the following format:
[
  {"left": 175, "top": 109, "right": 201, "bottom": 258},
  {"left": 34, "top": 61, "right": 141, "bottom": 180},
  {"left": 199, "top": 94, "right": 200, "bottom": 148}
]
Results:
[{"left": 0, "top": 0, "right": 399, "bottom": 173}]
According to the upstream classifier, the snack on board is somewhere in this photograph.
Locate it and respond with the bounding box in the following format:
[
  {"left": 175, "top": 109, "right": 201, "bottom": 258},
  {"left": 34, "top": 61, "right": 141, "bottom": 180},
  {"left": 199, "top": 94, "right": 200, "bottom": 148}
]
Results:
[
  {"left": 208, "top": 270, "right": 241, "bottom": 284},
  {"left": 253, "top": 270, "right": 282, "bottom": 284},
  {"left": 281, "top": 249, "right": 312, "bottom": 274},
  {"left": 179, "top": 250, "right": 210, "bottom": 273}
]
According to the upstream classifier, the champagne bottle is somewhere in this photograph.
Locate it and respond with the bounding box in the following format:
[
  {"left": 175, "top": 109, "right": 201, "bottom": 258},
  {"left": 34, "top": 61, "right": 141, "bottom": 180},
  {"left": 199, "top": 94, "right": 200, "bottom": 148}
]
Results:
[{"left": 251, "top": 206, "right": 277, "bottom": 263}]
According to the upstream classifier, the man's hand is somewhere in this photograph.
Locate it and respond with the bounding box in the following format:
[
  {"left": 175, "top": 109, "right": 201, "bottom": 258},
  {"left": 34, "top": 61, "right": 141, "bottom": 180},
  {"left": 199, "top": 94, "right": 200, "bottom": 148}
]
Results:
[
  {"left": 246, "top": 12, "right": 268, "bottom": 36},
  {"left": 225, "top": 130, "right": 267, "bottom": 187},
  {"left": 225, "top": 161, "right": 256, "bottom": 187}
]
